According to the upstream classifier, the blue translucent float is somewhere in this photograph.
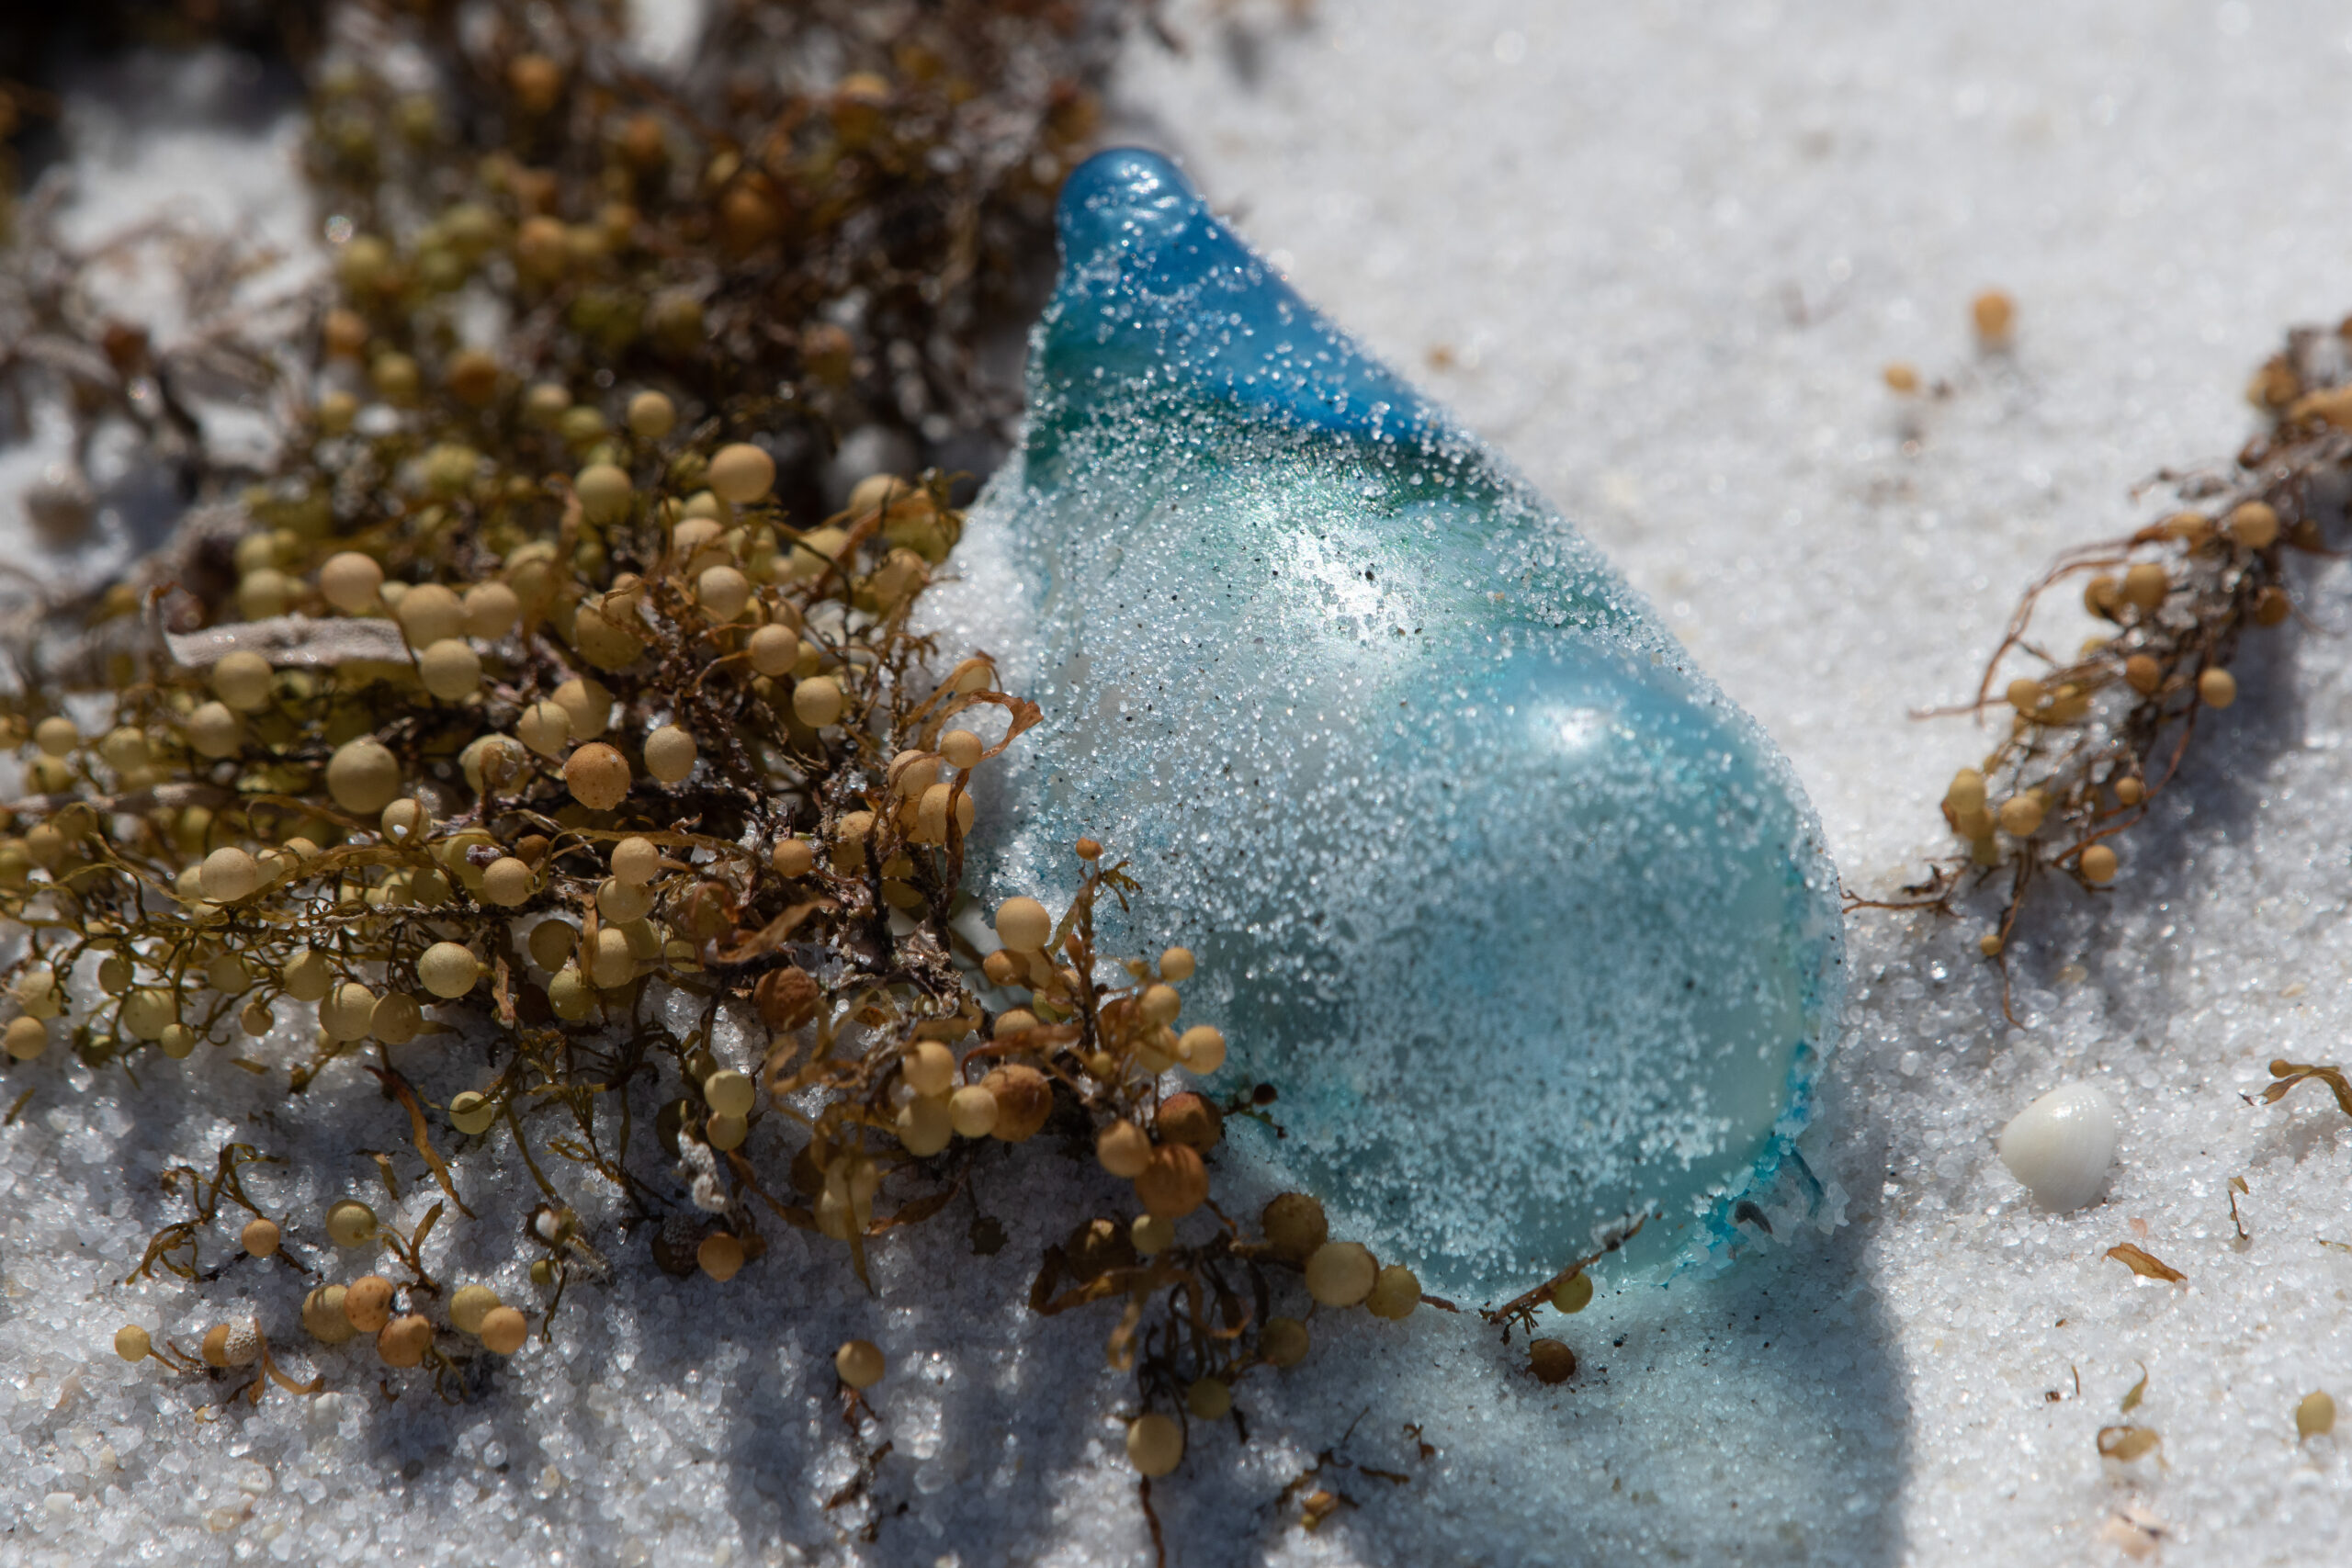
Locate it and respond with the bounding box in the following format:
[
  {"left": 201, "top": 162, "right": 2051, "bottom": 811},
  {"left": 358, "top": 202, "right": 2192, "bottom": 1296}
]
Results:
[{"left": 933, "top": 149, "right": 1845, "bottom": 1294}]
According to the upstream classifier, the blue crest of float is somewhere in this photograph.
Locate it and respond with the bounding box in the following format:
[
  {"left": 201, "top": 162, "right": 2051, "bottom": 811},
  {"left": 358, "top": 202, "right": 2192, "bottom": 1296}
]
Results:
[{"left": 926, "top": 147, "right": 1847, "bottom": 1295}]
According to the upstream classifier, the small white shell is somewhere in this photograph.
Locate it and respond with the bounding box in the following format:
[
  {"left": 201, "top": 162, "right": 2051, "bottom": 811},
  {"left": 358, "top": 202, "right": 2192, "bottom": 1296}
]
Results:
[{"left": 1996, "top": 1082, "right": 2119, "bottom": 1211}]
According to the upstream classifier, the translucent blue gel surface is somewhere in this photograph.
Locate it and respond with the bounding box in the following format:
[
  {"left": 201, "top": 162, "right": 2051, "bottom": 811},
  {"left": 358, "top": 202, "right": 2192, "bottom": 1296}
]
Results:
[{"left": 949, "top": 149, "right": 1845, "bottom": 1295}]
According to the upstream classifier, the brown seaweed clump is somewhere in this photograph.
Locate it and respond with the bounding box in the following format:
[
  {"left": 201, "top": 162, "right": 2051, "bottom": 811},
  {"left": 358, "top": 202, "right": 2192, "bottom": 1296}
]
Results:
[
  {"left": 0, "top": 4, "right": 1471, "bottom": 1532},
  {"left": 1886, "top": 315, "right": 2352, "bottom": 1003}
]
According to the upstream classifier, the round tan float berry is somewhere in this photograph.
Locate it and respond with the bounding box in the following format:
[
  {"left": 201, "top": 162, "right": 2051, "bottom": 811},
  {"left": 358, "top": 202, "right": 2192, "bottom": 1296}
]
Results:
[
  {"left": 395, "top": 583, "right": 464, "bottom": 647},
  {"left": 527, "top": 919, "right": 577, "bottom": 972},
  {"left": 121, "top": 987, "right": 175, "bottom": 1042},
  {"left": 896, "top": 1096, "right": 952, "bottom": 1156},
  {"left": 343, "top": 1275, "right": 395, "bottom": 1333},
  {"left": 1997, "top": 793, "right": 2045, "bottom": 838},
  {"left": 320, "top": 981, "right": 376, "bottom": 1043},
  {"left": 1261, "top": 1316, "right": 1309, "bottom": 1369},
  {"left": 1364, "top": 1264, "right": 1420, "bottom": 1320},
  {"left": 564, "top": 742, "right": 630, "bottom": 809},
  {"left": 241, "top": 1218, "right": 281, "bottom": 1258},
  {"left": 379, "top": 796, "right": 430, "bottom": 845},
  {"left": 707, "top": 443, "right": 775, "bottom": 504},
  {"left": 200, "top": 845, "right": 261, "bottom": 903},
  {"left": 1261, "top": 1192, "right": 1329, "bottom": 1263},
  {"left": 186, "top": 701, "right": 242, "bottom": 759},
  {"left": 516, "top": 699, "right": 571, "bottom": 759},
  {"left": 449, "top": 1091, "right": 497, "bottom": 1135},
  {"left": 697, "top": 565, "right": 752, "bottom": 622},
  {"left": 449, "top": 1284, "right": 501, "bottom": 1337},
  {"left": 1186, "top": 1378, "right": 1232, "bottom": 1420},
  {"left": 596, "top": 876, "right": 652, "bottom": 923},
  {"left": 1135, "top": 1144, "right": 1208, "bottom": 1219},
  {"left": 5, "top": 1017, "right": 48, "bottom": 1061},
  {"left": 479, "top": 1307, "right": 529, "bottom": 1355},
  {"left": 749, "top": 624, "right": 799, "bottom": 677},
  {"left": 1305, "top": 1241, "right": 1377, "bottom": 1307},
  {"left": 574, "top": 463, "right": 633, "bottom": 524},
  {"left": 212, "top": 650, "right": 275, "bottom": 713},
  {"left": 948, "top": 1084, "right": 999, "bottom": 1138},
  {"left": 1157, "top": 1093, "right": 1221, "bottom": 1150},
  {"left": 507, "top": 52, "right": 563, "bottom": 112},
  {"left": 626, "top": 389, "right": 676, "bottom": 440},
  {"left": 464, "top": 581, "right": 520, "bottom": 640},
  {"left": 586, "top": 927, "right": 635, "bottom": 989},
  {"left": 982, "top": 1065, "right": 1052, "bottom": 1142},
  {"left": 915, "top": 782, "right": 964, "bottom": 842},
  {"left": 417, "top": 942, "right": 481, "bottom": 998},
  {"left": 704, "top": 1068, "right": 756, "bottom": 1118},
  {"left": 2199, "top": 667, "right": 2238, "bottom": 708},
  {"left": 13, "top": 965, "right": 62, "bottom": 1020},
  {"left": 1971, "top": 288, "right": 2015, "bottom": 344},
  {"left": 378, "top": 1314, "right": 434, "bottom": 1368},
  {"left": 1178, "top": 1025, "right": 1226, "bottom": 1074},
  {"left": 113, "top": 1325, "right": 152, "bottom": 1362},
  {"left": 1125, "top": 1414, "right": 1183, "bottom": 1477},
  {"left": 327, "top": 738, "right": 402, "bottom": 815},
  {"left": 902, "top": 1042, "right": 955, "bottom": 1099},
  {"left": 459, "top": 734, "right": 525, "bottom": 795},
  {"left": 1554, "top": 1273, "right": 1594, "bottom": 1314},
  {"left": 1096, "top": 1120, "right": 1151, "bottom": 1179},
  {"left": 553, "top": 676, "right": 611, "bottom": 739},
  {"left": 698, "top": 1233, "right": 746, "bottom": 1281},
  {"left": 523, "top": 382, "right": 571, "bottom": 425},
  {"left": 325, "top": 1200, "right": 378, "bottom": 1249},
  {"left": 791, "top": 674, "right": 844, "bottom": 728},
  {"left": 371, "top": 991, "right": 423, "bottom": 1045},
  {"left": 301, "top": 1286, "right": 355, "bottom": 1345},
  {"left": 31, "top": 716, "right": 77, "bottom": 756},
  {"left": 282, "top": 949, "right": 332, "bottom": 1003},
  {"left": 481, "top": 857, "right": 533, "bottom": 907},
  {"left": 2120, "top": 562, "right": 2168, "bottom": 613},
  {"left": 994, "top": 897, "right": 1052, "bottom": 953},
  {"left": 319, "top": 552, "right": 384, "bottom": 615},
  {"left": 835, "top": 1338, "right": 885, "bottom": 1389},
  {"left": 322, "top": 308, "right": 368, "bottom": 357},
  {"left": 2227, "top": 500, "right": 2280, "bottom": 548},
  {"left": 605, "top": 836, "right": 657, "bottom": 887},
  {"left": 1131, "top": 1213, "right": 1175, "bottom": 1256},
  {"left": 418, "top": 638, "right": 481, "bottom": 701},
  {"left": 2080, "top": 843, "right": 2119, "bottom": 884},
  {"left": 1530, "top": 1338, "right": 1577, "bottom": 1384},
  {"left": 939, "top": 728, "right": 984, "bottom": 771},
  {"left": 644, "top": 724, "right": 697, "bottom": 784}
]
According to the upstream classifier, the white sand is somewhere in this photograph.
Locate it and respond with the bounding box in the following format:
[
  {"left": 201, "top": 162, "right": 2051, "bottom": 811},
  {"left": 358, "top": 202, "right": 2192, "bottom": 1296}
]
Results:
[{"left": 5, "top": 4, "right": 2351, "bottom": 1563}]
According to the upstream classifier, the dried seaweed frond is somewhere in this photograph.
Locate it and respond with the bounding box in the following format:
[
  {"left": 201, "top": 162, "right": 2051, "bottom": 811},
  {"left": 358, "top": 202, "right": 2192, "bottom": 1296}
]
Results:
[{"left": 1888, "top": 315, "right": 2352, "bottom": 1007}]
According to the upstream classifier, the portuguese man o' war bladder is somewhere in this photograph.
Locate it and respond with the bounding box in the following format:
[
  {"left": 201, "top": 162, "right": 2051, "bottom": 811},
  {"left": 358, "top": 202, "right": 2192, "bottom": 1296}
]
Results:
[{"left": 925, "top": 149, "right": 1846, "bottom": 1296}]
